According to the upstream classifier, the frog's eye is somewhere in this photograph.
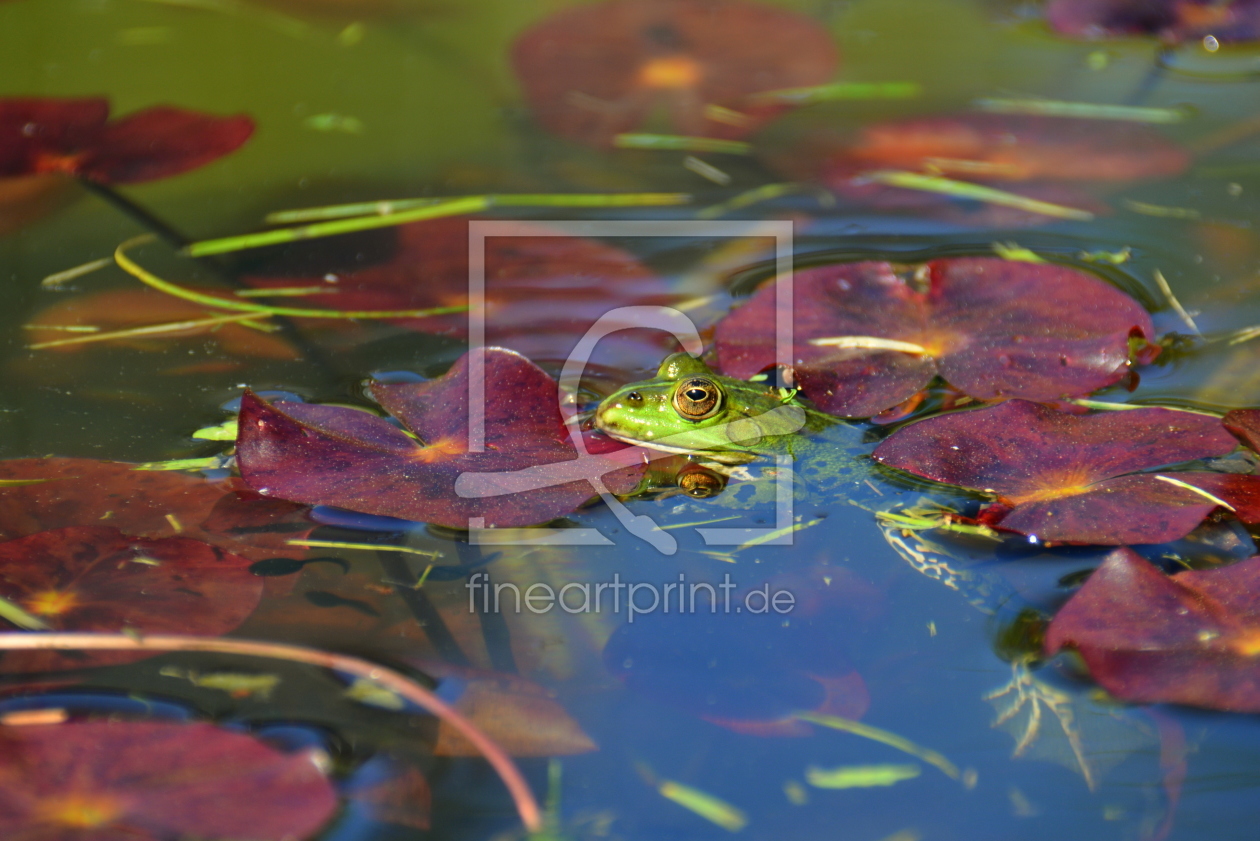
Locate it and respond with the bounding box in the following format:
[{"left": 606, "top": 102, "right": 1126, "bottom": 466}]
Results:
[
  {"left": 679, "top": 468, "right": 725, "bottom": 499},
  {"left": 672, "top": 377, "right": 722, "bottom": 420}
]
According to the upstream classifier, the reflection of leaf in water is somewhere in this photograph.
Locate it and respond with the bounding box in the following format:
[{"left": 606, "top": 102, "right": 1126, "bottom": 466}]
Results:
[{"left": 984, "top": 660, "right": 1155, "bottom": 791}]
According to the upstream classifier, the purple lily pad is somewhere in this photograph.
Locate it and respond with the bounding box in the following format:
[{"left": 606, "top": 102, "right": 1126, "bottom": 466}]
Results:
[
  {"left": 1045, "top": 548, "right": 1260, "bottom": 712},
  {"left": 1046, "top": 0, "right": 1260, "bottom": 43},
  {"left": 236, "top": 347, "right": 644, "bottom": 529},
  {"left": 872, "top": 400, "right": 1244, "bottom": 544},
  {"left": 715, "top": 257, "right": 1156, "bottom": 418}
]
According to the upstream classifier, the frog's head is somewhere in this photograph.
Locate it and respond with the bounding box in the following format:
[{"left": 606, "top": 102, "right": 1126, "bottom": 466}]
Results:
[{"left": 593, "top": 352, "right": 807, "bottom": 463}]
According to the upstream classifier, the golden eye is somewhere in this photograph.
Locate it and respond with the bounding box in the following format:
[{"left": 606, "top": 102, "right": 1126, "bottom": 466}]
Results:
[
  {"left": 679, "top": 468, "right": 725, "bottom": 499},
  {"left": 672, "top": 377, "right": 722, "bottom": 420}
]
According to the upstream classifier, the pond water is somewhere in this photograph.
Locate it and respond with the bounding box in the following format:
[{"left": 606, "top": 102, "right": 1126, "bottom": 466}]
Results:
[{"left": 3, "top": 0, "right": 1260, "bottom": 839}]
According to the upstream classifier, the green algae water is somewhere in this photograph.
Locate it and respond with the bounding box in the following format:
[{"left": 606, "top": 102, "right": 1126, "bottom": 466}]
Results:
[{"left": 4, "top": 0, "right": 1260, "bottom": 839}]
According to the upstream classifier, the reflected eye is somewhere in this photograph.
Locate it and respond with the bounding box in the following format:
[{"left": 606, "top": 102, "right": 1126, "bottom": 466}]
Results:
[
  {"left": 679, "top": 469, "right": 725, "bottom": 499},
  {"left": 672, "top": 377, "right": 722, "bottom": 420}
]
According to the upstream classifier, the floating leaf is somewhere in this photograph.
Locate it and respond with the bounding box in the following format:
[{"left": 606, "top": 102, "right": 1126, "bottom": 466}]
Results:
[
  {"left": 715, "top": 257, "right": 1155, "bottom": 418},
  {"left": 511, "top": 0, "right": 838, "bottom": 146},
  {"left": 0, "top": 719, "right": 336, "bottom": 840},
  {"left": 0, "top": 97, "right": 253, "bottom": 184},
  {"left": 0, "top": 526, "right": 262, "bottom": 671},
  {"left": 414, "top": 661, "right": 597, "bottom": 757},
  {"left": 873, "top": 400, "right": 1246, "bottom": 544},
  {"left": 243, "top": 216, "right": 680, "bottom": 369},
  {"left": 1224, "top": 408, "right": 1260, "bottom": 452},
  {"left": 237, "top": 347, "right": 644, "bottom": 529},
  {"left": 1045, "top": 548, "right": 1260, "bottom": 711},
  {"left": 1046, "top": 0, "right": 1260, "bottom": 43},
  {"left": 0, "top": 458, "right": 314, "bottom": 563},
  {"left": 343, "top": 753, "right": 431, "bottom": 830},
  {"left": 764, "top": 113, "right": 1186, "bottom": 226}
]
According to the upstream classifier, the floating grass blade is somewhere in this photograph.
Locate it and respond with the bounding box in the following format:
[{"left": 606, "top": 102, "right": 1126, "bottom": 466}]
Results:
[
  {"left": 859, "top": 170, "right": 1095, "bottom": 221},
  {"left": 0, "top": 595, "right": 51, "bottom": 631},
  {"left": 265, "top": 192, "right": 691, "bottom": 225},
  {"left": 1155, "top": 475, "right": 1235, "bottom": 510},
  {"left": 286, "top": 539, "right": 443, "bottom": 559},
  {"left": 749, "top": 81, "right": 921, "bottom": 105},
  {"left": 804, "top": 763, "right": 922, "bottom": 789},
  {"left": 614, "top": 133, "right": 752, "bottom": 154},
  {"left": 28, "top": 311, "right": 270, "bottom": 350},
  {"left": 973, "top": 97, "right": 1191, "bottom": 123},
  {"left": 1122, "top": 199, "right": 1201, "bottom": 220},
  {"left": 698, "top": 182, "right": 812, "bottom": 219},
  {"left": 197, "top": 193, "right": 695, "bottom": 255},
  {"left": 809, "top": 336, "right": 928, "bottom": 354},
  {"left": 796, "top": 711, "right": 964, "bottom": 782},
  {"left": 683, "top": 156, "right": 733, "bottom": 185},
  {"left": 992, "top": 242, "right": 1046, "bottom": 263},
  {"left": 1152, "top": 268, "right": 1200, "bottom": 334},
  {"left": 41, "top": 257, "right": 114, "bottom": 288},
  {"left": 656, "top": 780, "right": 748, "bottom": 832},
  {"left": 187, "top": 196, "right": 490, "bottom": 257},
  {"left": 234, "top": 286, "right": 334, "bottom": 298},
  {"left": 116, "top": 235, "right": 467, "bottom": 319}
]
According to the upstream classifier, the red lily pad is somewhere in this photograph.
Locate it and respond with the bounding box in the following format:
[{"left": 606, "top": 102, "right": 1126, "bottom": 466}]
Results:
[
  {"left": 1224, "top": 408, "right": 1260, "bottom": 452},
  {"left": 715, "top": 257, "right": 1156, "bottom": 418},
  {"left": 0, "top": 97, "right": 254, "bottom": 184},
  {"left": 0, "top": 526, "right": 263, "bottom": 672},
  {"left": 1045, "top": 548, "right": 1260, "bottom": 711},
  {"left": 236, "top": 347, "right": 645, "bottom": 529},
  {"left": 0, "top": 719, "right": 336, "bottom": 840},
  {"left": 764, "top": 113, "right": 1187, "bottom": 226},
  {"left": 244, "top": 216, "right": 682, "bottom": 370},
  {"left": 0, "top": 458, "right": 313, "bottom": 564},
  {"left": 872, "top": 400, "right": 1244, "bottom": 544},
  {"left": 1047, "top": 0, "right": 1260, "bottom": 43},
  {"left": 511, "top": 0, "right": 838, "bottom": 146}
]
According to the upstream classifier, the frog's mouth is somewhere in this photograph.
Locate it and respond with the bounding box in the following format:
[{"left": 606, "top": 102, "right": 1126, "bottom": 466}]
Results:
[{"left": 595, "top": 423, "right": 756, "bottom": 465}]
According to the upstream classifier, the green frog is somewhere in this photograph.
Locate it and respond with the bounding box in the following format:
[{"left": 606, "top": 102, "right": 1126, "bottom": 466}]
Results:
[{"left": 593, "top": 352, "right": 841, "bottom": 465}]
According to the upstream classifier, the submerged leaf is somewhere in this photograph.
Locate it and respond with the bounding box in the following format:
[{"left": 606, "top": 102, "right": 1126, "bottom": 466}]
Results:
[
  {"left": 236, "top": 347, "right": 644, "bottom": 529},
  {"left": 716, "top": 257, "right": 1155, "bottom": 418},
  {"left": 0, "top": 457, "right": 313, "bottom": 563},
  {"left": 244, "top": 216, "right": 680, "bottom": 369},
  {"left": 0, "top": 720, "right": 336, "bottom": 840},
  {"left": 873, "top": 400, "right": 1244, "bottom": 544},
  {"left": 0, "top": 526, "right": 262, "bottom": 671},
  {"left": 25, "top": 287, "right": 298, "bottom": 359},
  {"left": 511, "top": 0, "right": 837, "bottom": 146},
  {"left": 1046, "top": 0, "right": 1260, "bottom": 43},
  {"left": 414, "top": 662, "right": 597, "bottom": 757},
  {"left": 764, "top": 113, "right": 1187, "bottom": 226},
  {"left": 0, "top": 97, "right": 253, "bottom": 184},
  {"left": 1045, "top": 548, "right": 1260, "bottom": 712}
]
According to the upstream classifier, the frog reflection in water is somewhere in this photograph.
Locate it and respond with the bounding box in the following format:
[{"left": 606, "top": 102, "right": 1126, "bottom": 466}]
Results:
[{"left": 594, "top": 352, "right": 840, "bottom": 465}]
